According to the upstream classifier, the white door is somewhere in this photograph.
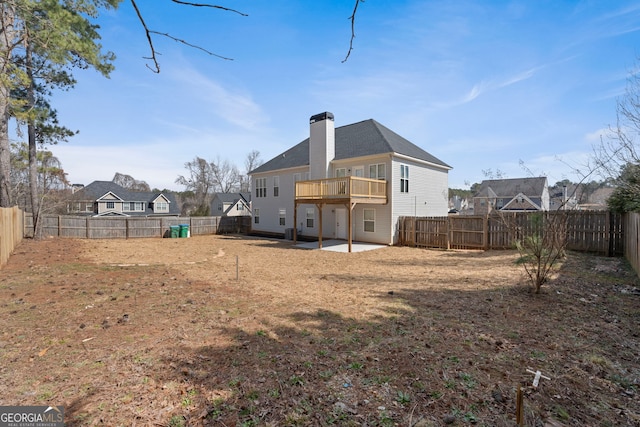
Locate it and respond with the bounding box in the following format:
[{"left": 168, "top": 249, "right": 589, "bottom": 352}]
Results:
[{"left": 335, "top": 208, "right": 347, "bottom": 240}]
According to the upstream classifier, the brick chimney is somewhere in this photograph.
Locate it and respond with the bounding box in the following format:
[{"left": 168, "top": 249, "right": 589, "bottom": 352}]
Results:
[{"left": 309, "top": 112, "right": 335, "bottom": 179}]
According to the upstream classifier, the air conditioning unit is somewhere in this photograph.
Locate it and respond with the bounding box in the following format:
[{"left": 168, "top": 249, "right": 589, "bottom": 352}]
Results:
[{"left": 285, "top": 228, "right": 294, "bottom": 240}]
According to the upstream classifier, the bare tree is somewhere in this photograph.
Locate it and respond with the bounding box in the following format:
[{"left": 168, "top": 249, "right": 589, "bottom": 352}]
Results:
[
  {"left": 241, "top": 149, "right": 262, "bottom": 192},
  {"left": 175, "top": 156, "right": 215, "bottom": 215},
  {"left": 211, "top": 156, "right": 240, "bottom": 193},
  {"left": 112, "top": 172, "right": 150, "bottom": 192},
  {"left": 593, "top": 58, "right": 640, "bottom": 212}
]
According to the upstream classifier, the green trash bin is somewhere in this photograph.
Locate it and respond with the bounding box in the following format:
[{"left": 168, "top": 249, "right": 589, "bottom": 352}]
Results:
[
  {"left": 179, "top": 224, "right": 190, "bottom": 238},
  {"left": 170, "top": 225, "right": 180, "bottom": 238}
]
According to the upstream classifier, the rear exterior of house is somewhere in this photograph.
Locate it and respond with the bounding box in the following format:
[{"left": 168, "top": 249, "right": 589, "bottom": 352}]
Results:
[{"left": 249, "top": 113, "right": 451, "bottom": 246}]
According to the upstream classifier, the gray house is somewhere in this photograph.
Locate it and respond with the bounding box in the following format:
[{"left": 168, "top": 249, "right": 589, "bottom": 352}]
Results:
[
  {"left": 67, "top": 181, "right": 180, "bottom": 217},
  {"left": 473, "top": 177, "right": 549, "bottom": 215},
  {"left": 249, "top": 112, "right": 451, "bottom": 250}
]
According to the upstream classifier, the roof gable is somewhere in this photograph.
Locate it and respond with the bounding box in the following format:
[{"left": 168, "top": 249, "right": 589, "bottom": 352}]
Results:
[
  {"left": 96, "top": 191, "right": 123, "bottom": 201},
  {"left": 501, "top": 193, "right": 541, "bottom": 211}
]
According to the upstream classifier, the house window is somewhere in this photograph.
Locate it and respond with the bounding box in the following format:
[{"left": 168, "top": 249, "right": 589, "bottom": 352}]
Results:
[
  {"left": 106, "top": 201, "right": 115, "bottom": 209},
  {"left": 293, "top": 173, "right": 301, "bottom": 182},
  {"left": 364, "top": 209, "right": 375, "bottom": 232},
  {"left": 274, "top": 176, "right": 280, "bottom": 197},
  {"left": 256, "top": 178, "right": 267, "bottom": 198},
  {"left": 279, "top": 208, "right": 286, "bottom": 226},
  {"left": 400, "top": 165, "right": 409, "bottom": 193},
  {"left": 369, "top": 163, "right": 386, "bottom": 180},
  {"left": 218, "top": 204, "right": 223, "bottom": 211},
  {"left": 254, "top": 208, "right": 260, "bottom": 224},
  {"left": 123, "top": 202, "right": 143, "bottom": 211},
  {"left": 335, "top": 168, "right": 347, "bottom": 178},
  {"left": 306, "top": 208, "right": 314, "bottom": 228},
  {"left": 237, "top": 203, "right": 244, "bottom": 211},
  {"left": 353, "top": 166, "right": 364, "bottom": 177},
  {"left": 155, "top": 202, "right": 168, "bottom": 212}
]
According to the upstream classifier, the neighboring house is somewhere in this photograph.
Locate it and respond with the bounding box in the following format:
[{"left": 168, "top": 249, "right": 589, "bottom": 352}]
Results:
[
  {"left": 249, "top": 112, "right": 451, "bottom": 249},
  {"left": 210, "top": 192, "right": 252, "bottom": 217},
  {"left": 473, "top": 177, "right": 550, "bottom": 215},
  {"left": 67, "top": 181, "right": 180, "bottom": 217},
  {"left": 579, "top": 187, "right": 615, "bottom": 210},
  {"left": 549, "top": 184, "right": 580, "bottom": 211}
]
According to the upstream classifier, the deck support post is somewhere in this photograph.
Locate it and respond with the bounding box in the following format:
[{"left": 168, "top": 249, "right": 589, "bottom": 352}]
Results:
[
  {"left": 293, "top": 202, "right": 298, "bottom": 244},
  {"left": 318, "top": 203, "right": 323, "bottom": 249}
]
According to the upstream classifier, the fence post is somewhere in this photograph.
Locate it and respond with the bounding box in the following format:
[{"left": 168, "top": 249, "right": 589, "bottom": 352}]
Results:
[
  {"left": 86, "top": 216, "right": 90, "bottom": 239},
  {"left": 446, "top": 216, "right": 451, "bottom": 250},
  {"left": 483, "top": 215, "right": 489, "bottom": 250}
]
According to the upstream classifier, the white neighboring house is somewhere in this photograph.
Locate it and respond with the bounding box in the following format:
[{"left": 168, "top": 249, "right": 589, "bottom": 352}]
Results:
[
  {"left": 210, "top": 192, "right": 251, "bottom": 217},
  {"left": 249, "top": 112, "right": 451, "bottom": 250}
]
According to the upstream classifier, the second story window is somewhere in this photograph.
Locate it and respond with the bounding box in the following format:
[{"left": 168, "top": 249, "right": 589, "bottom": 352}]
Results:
[
  {"left": 256, "top": 178, "right": 267, "bottom": 198},
  {"left": 400, "top": 165, "right": 409, "bottom": 193},
  {"left": 106, "top": 201, "right": 115, "bottom": 209},
  {"left": 274, "top": 176, "right": 280, "bottom": 197},
  {"left": 369, "top": 163, "right": 386, "bottom": 180}
]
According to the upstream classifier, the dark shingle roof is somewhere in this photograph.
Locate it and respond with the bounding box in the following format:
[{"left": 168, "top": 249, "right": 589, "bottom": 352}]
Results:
[
  {"left": 475, "top": 177, "right": 548, "bottom": 198},
  {"left": 250, "top": 119, "right": 451, "bottom": 174}
]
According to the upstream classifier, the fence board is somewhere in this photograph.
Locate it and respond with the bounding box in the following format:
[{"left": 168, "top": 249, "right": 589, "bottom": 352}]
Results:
[
  {"left": 625, "top": 212, "right": 640, "bottom": 278},
  {"left": 0, "top": 207, "right": 23, "bottom": 268}
]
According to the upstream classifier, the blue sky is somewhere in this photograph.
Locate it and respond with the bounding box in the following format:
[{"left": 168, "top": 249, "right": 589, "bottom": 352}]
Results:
[{"left": 41, "top": 0, "right": 640, "bottom": 191}]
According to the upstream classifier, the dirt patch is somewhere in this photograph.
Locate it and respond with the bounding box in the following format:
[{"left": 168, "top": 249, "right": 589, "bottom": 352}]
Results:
[{"left": 0, "top": 235, "right": 638, "bottom": 426}]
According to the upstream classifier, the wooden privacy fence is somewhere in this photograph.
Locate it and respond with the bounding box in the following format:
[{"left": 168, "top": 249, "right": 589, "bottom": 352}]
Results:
[
  {"left": 24, "top": 214, "right": 251, "bottom": 239},
  {"left": 625, "top": 212, "right": 640, "bottom": 277},
  {"left": 398, "top": 211, "right": 624, "bottom": 256},
  {"left": 0, "top": 206, "right": 24, "bottom": 268}
]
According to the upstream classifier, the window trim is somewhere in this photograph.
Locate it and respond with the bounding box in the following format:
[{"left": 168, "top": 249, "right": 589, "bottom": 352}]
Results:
[
  {"left": 400, "top": 165, "right": 409, "bottom": 193},
  {"left": 364, "top": 208, "right": 375, "bottom": 233},
  {"left": 369, "top": 163, "right": 386, "bottom": 180},
  {"left": 306, "top": 208, "right": 314, "bottom": 228},
  {"left": 255, "top": 177, "right": 267, "bottom": 198}
]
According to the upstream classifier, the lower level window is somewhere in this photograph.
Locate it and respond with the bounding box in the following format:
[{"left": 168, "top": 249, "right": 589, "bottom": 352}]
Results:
[
  {"left": 254, "top": 208, "right": 260, "bottom": 224},
  {"left": 306, "top": 208, "right": 314, "bottom": 228},
  {"left": 279, "top": 208, "right": 286, "bottom": 226},
  {"left": 364, "top": 209, "right": 375, "bottom": 232}
]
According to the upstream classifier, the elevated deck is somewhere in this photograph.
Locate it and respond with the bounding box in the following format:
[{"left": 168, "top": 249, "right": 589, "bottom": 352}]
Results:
[{"left": 295, "top": 176, "right": 387, "bottom": 204}]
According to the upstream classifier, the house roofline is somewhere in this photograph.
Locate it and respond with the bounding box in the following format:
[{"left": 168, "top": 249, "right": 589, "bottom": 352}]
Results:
[{"left": 393, "top": 152, "right": 453, "bottom": 171}]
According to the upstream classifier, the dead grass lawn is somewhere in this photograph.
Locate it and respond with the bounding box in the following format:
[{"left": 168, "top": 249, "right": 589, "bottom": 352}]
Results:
[{"left": 0, "top": 235, "right": 638, "bottom": 426}]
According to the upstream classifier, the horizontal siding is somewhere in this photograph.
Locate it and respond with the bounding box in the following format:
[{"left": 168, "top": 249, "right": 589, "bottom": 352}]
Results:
[{"left": 391, "top": 157, "right": 449, "bottom": 244}]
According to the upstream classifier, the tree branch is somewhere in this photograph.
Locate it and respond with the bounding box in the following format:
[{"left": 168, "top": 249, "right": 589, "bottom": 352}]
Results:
[
  {"left": 131, "top": 0, "right": 243, "bottom": 73},
  {"left": 342, "top": 0, "right": 363, "bottom": 63},
  {"left": 169, "top": 0, "right": 248, "bottom": 16}
]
